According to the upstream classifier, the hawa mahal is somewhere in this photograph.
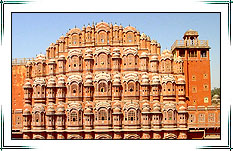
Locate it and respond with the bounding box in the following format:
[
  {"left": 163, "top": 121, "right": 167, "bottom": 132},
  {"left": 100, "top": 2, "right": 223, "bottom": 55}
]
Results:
[{"left": 12, "top": 21, "right": 220, "bottom": 139}]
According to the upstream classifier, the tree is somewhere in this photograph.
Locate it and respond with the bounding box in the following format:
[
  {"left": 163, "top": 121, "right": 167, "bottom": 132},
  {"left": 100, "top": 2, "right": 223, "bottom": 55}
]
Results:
[{"left": 211, "top": 87, "right": 220, "bottom": 98}]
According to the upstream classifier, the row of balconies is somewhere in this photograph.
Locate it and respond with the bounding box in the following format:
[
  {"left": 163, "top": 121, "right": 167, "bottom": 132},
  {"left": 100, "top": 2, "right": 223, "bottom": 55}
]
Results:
[{"left": 23, "top": 112, "right": 187, "bottom": 130}]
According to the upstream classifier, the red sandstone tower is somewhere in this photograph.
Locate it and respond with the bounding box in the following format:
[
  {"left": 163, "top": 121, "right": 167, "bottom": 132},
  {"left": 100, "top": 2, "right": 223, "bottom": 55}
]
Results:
[{"left": 171, "top": 29, "right": 211, "bottom": 107}]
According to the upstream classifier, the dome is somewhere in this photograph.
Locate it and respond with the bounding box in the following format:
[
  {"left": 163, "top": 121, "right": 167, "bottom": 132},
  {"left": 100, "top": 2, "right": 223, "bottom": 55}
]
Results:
[
  {"left": 85, "top": 49, "right": 93, "bottom": 54},
  {"left": 23, "top": 108, "right": 31, "bottom": 115},
  {"left": 151, "top": 75, "right": 160, "bottom": 85},
  {"left": 146, "top": 36, "right": 151, "bottom": 41},
  {"left": 84, "top": 103, "right": 93, "bottom": 114},
  {"left": 175, "top": 56, "right": 183, "bottom": 63},
  {"left": 85, "top": 79, "right": 93, "bottom": 85},
  {"left": 153, "top": 103, "right": 161, "bottom": 112},
  {"left": 177, "top": 78, "right": 185, "bottom": 85},
  {"left": 56, "top": 104, "right": 65, "bottom": 114},
  {"left": 84, "top": 74, "right": 93, "bottom": 86},
  {"left": 140, "top": 52, "right": 148, "bottom": 58},
  {"left": 25, "top": 61, "right": 33, "bottom": 67},
  {"left": 178, "top": 106, "right": 187, "bottom": 113},
  {"left": 142, "top": 102, "right": 150, "bottom": 112},
  {"left": 114, "top": 74, "right": 121, "bottom": 79},
  {"left": 161, "top": 49, "right": 173, "bottom": 60},
  {"left": 151, "top": 40, "right": 157, "bottom": 45},
  {"left": 142, "top": 74, "right": 149, "bottom": 79},
  {"left": 179, "top": 106, "right": 186, "bottom": 111},
  {"left": 47, "top": 78, "right": 56, "bottom": 87},
  {"left": 113, "top": 78, "right": 121, "bottom": 85},
  {"left": 151, "top": 55, "right": 159, "bottom": 61},
  {"left": 23, "top": 82, "right": 32, "bottom": 88},
  {"left": 113, "top": 74, "right": 121, "bottom": 86},
  {"left": 113, "top": 102, "right": 122, "bottom": 113},
  {"left": 119, "top": 24, "right": 123, "bottom": 29},
  {"left": 85, "top": 74, "right": 92, "bottom": 79},
  {"left": 58, "top": 35, "right": 65, "bottom": 42},
  {"left": 67, "top": 27, "right": 81, "bottom": 35},
  {"left": 86, "top": 24, "right": 91, "bottom": 31},
  {"left": 184, "top": 29, "right": 199, "bottom": 37},
  {"left": 162, "top": 75, "right": 175, "bottom": 84},
  {"left": 112, "top": 52, "right": 120, "bottom": 58},
  {"left": 33, "top": 78, "right": 46, "bottom": 86},
  {"left": 48, "top": 59, "right": 56, "bottom": 65},
  {"left": 112, "top": 48, "right": 120, "bottom": 58},
  {"left": 47, "top": 106, "right": 55, "bottom": 115},
  {"left": 58, "top": 55, "right": 66, "bottom": 60},
  {"left": 140, "top": 33, "right": 147, "bottom": 40},
  {"left": 123, "top": 26, "right": 137, "bottom": 33},
  {"left": 141, "top": 74, "right": 149, "bottom": 84},
  {"left": 57, "top": 77, "right": 65, "bottom": 87},
  {"left": 36, "top": 54, "right": 46, "bottom": 61}
]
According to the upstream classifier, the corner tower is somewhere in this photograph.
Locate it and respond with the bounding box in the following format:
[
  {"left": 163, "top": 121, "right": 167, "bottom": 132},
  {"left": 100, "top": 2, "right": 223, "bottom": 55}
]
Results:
[{"left": 171, "top": 29, "right": 211, "bottom": 106}]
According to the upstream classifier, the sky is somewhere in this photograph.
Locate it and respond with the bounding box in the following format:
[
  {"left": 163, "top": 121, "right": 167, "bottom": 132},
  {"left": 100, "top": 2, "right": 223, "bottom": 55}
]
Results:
[{"left": 12, "top": 13, "right": 220, "bottom": 89}]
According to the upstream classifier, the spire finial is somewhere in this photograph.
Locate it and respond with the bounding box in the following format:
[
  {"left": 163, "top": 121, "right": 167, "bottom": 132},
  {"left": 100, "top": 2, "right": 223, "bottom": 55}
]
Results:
[{"left": 75, "top": 25, "right": 76, "bottom": 28}]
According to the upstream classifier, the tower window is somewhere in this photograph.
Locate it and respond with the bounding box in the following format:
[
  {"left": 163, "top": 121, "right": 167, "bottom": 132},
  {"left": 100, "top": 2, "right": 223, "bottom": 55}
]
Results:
[
  {"left": 201, "top": 50, "right": 207, "bottom": 57},
  {"left": 203, "top": 74, "right": 208, "bottom": 79},
  {"left": 192, "top": 75, "right": 196, "bottom": 81},
  {"left": 192, "top": 87, "right": 197, "bottom": 93},
  {"left": 189, "top": 50, "right": 197, "bottom": 57},
  {"left": 179, "top": 50, "right": 185, "bottom": 57}
]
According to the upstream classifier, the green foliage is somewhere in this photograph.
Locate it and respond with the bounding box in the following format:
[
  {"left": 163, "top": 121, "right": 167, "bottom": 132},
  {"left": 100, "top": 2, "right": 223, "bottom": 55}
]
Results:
[{"left": 211, "top": 87, "right": 220, "bottom": 98}]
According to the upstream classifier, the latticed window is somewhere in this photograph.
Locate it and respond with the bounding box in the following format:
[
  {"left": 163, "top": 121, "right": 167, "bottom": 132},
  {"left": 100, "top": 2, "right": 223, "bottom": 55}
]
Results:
[
  {"left": 71, "top": 111, "right": 77, "bottom": 122},
  {"left": 127, "top": 33, "right": 133, "bottom": 43},
  {"left": 99, "top": 82, "right": 107, "bottom": 92},
  {"left": 35, "top": 112, "right": 39, "bottom": 123},
  {"left": 128, "top": 110, "right": 136, "bottom": 121},
  {"left": 99, "top": 110, "right": 107, "bottom": 121},
  {"left": 100, "top": 33, "right": 106, "bottom": 43},
  {"left": 128, "top": 82, "right": 134, "bottom": 92},
  {"left": 168, "top": 110, "right": 173, "bottom": 120},
  {"left": 72, "top": 35, "right": 77, "bottom": 45},
  {"left": 79, "top": 112, "right": 82, "bottom": 121},
  {"left": 71, "top": 84, "right": 77, "bottom": 94},
  {"left": 128, "top": 55, "right": 134, "bottom": 65}
]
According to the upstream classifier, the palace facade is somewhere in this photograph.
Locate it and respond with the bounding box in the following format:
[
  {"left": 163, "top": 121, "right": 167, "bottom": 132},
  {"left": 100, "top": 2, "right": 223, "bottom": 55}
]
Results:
[{"left": 12, "top": 22, "right": 220, "bottom": 139}]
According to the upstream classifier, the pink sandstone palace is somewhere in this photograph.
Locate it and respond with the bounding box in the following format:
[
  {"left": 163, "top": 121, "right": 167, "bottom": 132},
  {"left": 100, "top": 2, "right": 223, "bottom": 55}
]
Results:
[{"left": 11, "top": 21, "right": 220, "bottom": 139}]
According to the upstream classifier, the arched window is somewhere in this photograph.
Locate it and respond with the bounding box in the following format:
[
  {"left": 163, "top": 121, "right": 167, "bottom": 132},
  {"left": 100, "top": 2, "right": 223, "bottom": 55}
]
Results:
[
  {"left": 99, "top": 109, "right": 107, "bottom": 121},
  {"left": 72, "top": 56, "right": 78, "bottom": 68},
  {"left": 127, "top": 32, "right": 134, "bottom": 43},
  {"left": 128, "top": 54, "right": 134, "bottom": 66},
  {"left": 99, "top": 82, "right": 107, "bottom": 92},
  {"left": 99, "top": 32, "right": 107, "bottom": 44},
  {"left": 128, "top": 110, "right": 136, "bottom": 121},
  {"left": 71, "top": 84, "right": 77, "bottom": 95},
  {"left": 168, "top": 110, "right": 173, "bottom": 120},
  {"left": 99, "top": 53, "right": 107, "bottom": 67},
  {"left": 71, "top": 111, "right": 77, "bottom": 122},
  {"left": 35, "top": 112, "right": 39, "bottom": 123},
  {"left": 72, "top": 35, "right": 78, "bottom": 45},
  {"left": 128, "top": 82, "right": 134, "bottom": 92}
]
